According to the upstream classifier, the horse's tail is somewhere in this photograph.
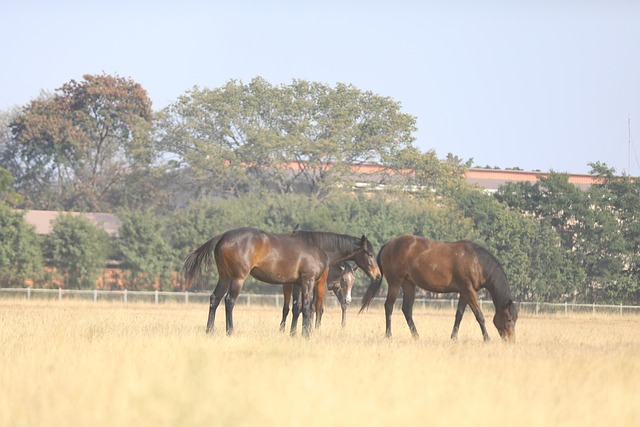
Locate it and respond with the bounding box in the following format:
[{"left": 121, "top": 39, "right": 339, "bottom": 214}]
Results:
[
  {"left": 359, "top": 245, "right": 385, "bottom": 313},
  {"left": 182, "top": 233, "right": 223, "bottom": 287}
]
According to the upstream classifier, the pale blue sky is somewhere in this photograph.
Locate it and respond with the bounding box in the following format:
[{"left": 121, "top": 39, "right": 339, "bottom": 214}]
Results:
[{"left": 2, "top": 0, "right": 639, "bottom": 174}]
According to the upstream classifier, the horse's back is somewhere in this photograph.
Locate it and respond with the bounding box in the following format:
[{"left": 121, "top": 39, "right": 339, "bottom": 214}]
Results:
[
  {"left": 380, "top": 235, "right": 483, "bottom": 292},
  {"left": 216, "top": 227, "right": 329, "bottom": 284}
]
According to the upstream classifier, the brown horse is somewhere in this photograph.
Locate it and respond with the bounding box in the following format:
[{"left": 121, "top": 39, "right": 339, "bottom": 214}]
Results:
[
  {"left": 360, "top": 235, "right": 518, "bottom": 342},
  {"left": 183, "top": 227, "right": 380, "bottom": 337},
  {"left": 280, "top": 262, "right": 357, "bottom": 334}
]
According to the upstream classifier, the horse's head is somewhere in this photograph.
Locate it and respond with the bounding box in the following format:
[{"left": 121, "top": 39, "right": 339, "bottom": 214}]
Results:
[
  {"left": 338, "top": 263, "right": 356, "bottom": 305},
  {"left": 493, "top": 300, "right": 518, "bottom": 342},
  {"left": 352, "top": 235, "right": 381, "bottom": 284}
]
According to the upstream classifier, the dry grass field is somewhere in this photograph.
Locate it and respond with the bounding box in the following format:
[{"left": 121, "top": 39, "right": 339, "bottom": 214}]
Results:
[{"left": 1, "top": 299, "right": 639, "bottom": 427}]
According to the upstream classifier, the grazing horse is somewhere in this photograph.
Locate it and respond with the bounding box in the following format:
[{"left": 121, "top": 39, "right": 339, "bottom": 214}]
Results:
[
  {"left": 183, "top": 227, "right": 380, "bottom": 337},
  {"left": 360, "top": 235, "right": 518, "bottom": 342},
  {"left": 280, "top": 262, "right": 357, "bottom": 334}
]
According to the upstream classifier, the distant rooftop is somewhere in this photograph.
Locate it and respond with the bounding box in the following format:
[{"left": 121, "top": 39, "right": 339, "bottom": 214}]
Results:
[
  {"left": 465, "top": 168, "right": 598, "bottom": 192},
  {"left": 21, "top": 211, "right": 121, "bottom": 236}
]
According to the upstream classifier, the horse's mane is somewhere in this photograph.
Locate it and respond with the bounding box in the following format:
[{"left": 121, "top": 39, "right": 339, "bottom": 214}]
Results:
[
  {"left": 471, "top": 243, "right": 513, "bottom": 309},
  {"left": 292, "top": 230, "right": 361, "bottom": 254}
]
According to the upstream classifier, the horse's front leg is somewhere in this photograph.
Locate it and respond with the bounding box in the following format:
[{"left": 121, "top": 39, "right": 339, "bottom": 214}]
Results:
[
  {"left": 401, "top": 283, "right": 419, "bottom": 339},
  {"left": 450, "top": 296, "right": 468, "bottom": 341},
  {"left": 462, "top": 291, "right": 490, "bottom": 341},
  {"left": 314, "top": 281, "right": 325, "bottom": 330}
]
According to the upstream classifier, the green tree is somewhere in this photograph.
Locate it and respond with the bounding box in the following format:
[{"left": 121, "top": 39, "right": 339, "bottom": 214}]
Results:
[
  {"left": 156, "top": 77, "right": 417, "bottom": 198},
  {"left": 117, "top": 210, "right": 174, "bottom": 290},
  {"left": 46, "top": 214, "right": 108, "bottom": 289},
  {"left": 495, "top": 169, "right": 634, "bottom": 303},
  {"left": 455, "top": 185, "right": 580, "bottom": 302},
  {"left": 8, "top": 74, "right": 156, "bottom": 211},
  {"left": 587, "top": 163, "right": 640, "bottom": 303},
  {"left": 392, "top": 148, "right": 473, "bottom": 198},
  {"left": 0, "top": 167, "right": 21, "bottom": 206},
  {"left": 0, "top": 206, "right": 43, "bottom": 287}
]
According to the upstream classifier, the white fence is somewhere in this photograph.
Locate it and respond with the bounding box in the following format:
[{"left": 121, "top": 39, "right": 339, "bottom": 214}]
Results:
[{"left": 1, "top": 287, "right": 639, "bottom": 316}]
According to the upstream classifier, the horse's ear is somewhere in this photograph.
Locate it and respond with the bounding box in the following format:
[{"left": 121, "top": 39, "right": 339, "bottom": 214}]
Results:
[{"left": 360, "top": 235, "right": 367, "bottom": 245}]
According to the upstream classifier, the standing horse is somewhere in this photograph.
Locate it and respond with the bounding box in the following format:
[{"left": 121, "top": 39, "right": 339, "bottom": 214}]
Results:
[
  {"left": 360, "top": 235, "right": 518, "bottom": 342},
  {"left": 280, "top": 262, "right": 357, "bottom": 334},
  {"left": 183, "top": 227, "right": 380, "bottom": 337}
]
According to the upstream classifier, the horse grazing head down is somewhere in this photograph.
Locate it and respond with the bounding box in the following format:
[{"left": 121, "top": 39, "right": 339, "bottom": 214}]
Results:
[{"left": 493, "top": 300, "right": 518, "bottom": 342}]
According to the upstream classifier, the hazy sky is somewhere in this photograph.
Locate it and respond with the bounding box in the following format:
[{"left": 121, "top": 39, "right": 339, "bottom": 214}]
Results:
[{"left": 2, "top": 0, "right": 639, "bottom": 174}]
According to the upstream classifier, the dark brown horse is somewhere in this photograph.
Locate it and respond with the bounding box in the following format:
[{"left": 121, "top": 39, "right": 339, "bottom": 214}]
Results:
[
  {"left": 280, "top": 262, "right": 357, "bottom": 334},
  {"left": 183, "top": 227, "right": 380, "bottom": 337},
  {"left": 360, "top": 235, "right": 518, "bottom": 342}
]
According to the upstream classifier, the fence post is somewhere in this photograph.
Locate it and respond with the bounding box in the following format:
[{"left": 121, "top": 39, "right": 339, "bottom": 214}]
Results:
[
  {"left": 155, "top": 290, "right": 159, "bottom": 305},
  {"left": 535, "top": 302, "right": 539, "bottom": 315},
  {"left": 565, "top": 301, "right": 568, "bottom": 315},
  {"left": 27, "top": 287, "right": 31, "bottom": 300},
  {"left": 185, "top": 291, "right": 189, "bottom": 304},
  {"left": 124, "top": 289, "right": 128, "bottom": 305},
  {"left": 58, "top": 287, "right": 62, "bottom": 301},
  {"left": 94, "top": 288, "right": 98, "bottom": 303},
  {"left": 620, "top": 303, "right": 623, "bottom": 316},
  {"left": 592, "top": 302, "right": 595, "bottom": 314}
]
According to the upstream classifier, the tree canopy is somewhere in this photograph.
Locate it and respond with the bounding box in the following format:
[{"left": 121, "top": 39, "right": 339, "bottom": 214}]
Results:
[
  {"left": 156, "top": 77, "right": 418, "bottom": 199},
  {"left": 4, "top": 73, "right": 156, "bottom": 211}
]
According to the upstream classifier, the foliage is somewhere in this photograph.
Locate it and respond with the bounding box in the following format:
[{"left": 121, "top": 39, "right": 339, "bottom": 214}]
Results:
[
  {"left": 45, "top": 214, "right": 108, "bottom": 289},
  {"left": 0, "top": 167, "right": 21, "bottom": 206},
  {"left": 496, "top": 165, "right": 640, "bottom": 303},
  {"left": 156, "top": 77, "right": 417, "bottom": 198},
  {"left": 117, "top": 210, "right": 175, "bottom": 290},
  {"left": 6, "top": 74, "right": 156, "bottom": 211},
  {"left": 0, "top": 206, "right": 43, "bottom": 286}
]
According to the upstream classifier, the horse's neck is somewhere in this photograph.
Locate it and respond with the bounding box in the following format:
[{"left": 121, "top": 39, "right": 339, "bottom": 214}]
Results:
[
  {"left": 316, "top": 242, "right": 355, "bottom": 264},
  {"left": 485, "top": 282, "right": 512, "bottom": 309},
  {"left": 324, "top": 249, "right": 353, "bottom": 264},
  {"left": 302, "top": 232, "right": 356, "bottom": 264}
]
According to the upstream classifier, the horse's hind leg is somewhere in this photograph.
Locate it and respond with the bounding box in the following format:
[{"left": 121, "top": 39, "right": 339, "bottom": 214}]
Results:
[
  {"left": 224, "top": 278, "right": 244, "bottom": 336},
  {"left": 384, "top": 281, "right": 401, "bottom": 338},
  {"left": 280, "top": 284, "right": 292, "bottom": 332},
  {"left": 207, "top": 280, "right": 230, "bottom": 334},
  {"left": 301, "top": 281, "right": 314, "bottom": 338},
  {"left": 401, "top": 283, "right": 419, "bottom": 339},
  {"left": 450, "top": 296, "right": 467, "bottom": 341}
]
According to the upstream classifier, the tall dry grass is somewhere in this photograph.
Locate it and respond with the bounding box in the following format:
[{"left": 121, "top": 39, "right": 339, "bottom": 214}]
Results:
[{"left": 1, "top": 299, "right": 639, "bottom": 427}]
